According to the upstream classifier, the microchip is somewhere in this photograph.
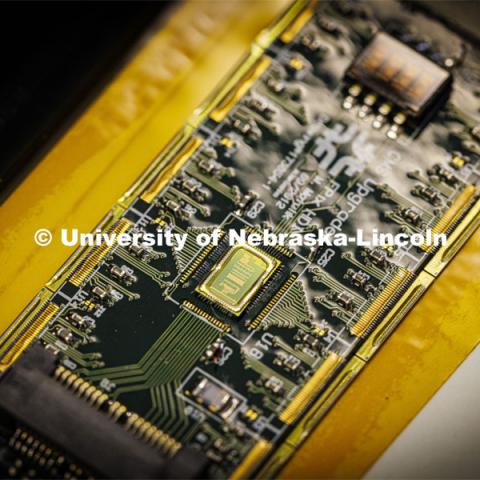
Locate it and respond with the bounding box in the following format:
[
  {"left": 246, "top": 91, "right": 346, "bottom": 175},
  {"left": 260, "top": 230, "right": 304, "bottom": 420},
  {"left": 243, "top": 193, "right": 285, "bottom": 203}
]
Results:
[
  {"left": 196, "top": 244, "right": 279, "bottom": 315},
  {"left": 191, "top": 377, "right": 239, "bottom": 418},
  {"left": 346, "top": 32, "right": 451, "bottom": 117}
]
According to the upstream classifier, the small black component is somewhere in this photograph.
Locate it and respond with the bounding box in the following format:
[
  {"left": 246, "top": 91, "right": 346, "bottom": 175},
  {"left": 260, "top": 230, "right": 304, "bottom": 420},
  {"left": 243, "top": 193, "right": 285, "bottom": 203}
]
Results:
[
  {"left": 398, "top": 207, "right": 423, "bottom": 226},
  {"left": 54, "top": 326, "right": 75, "bottom": 345},
  {"left": 109, "top": 264, "right": 138, "bottom": 286},
  {"left": 427, "top": 164, "right": 460, "bottom": 187},
  {"left": 91, "top": 285, "right": 119, "bottom": 307},
  {"left": 191, "top": 377, "right": 239, "bottom": 419},
  {"left": 246, "top": 97, "right": 276, "bottom": 120},
  {"left": 299, "top": 333, "right": 322, "bottom": 352},
  {"left": 92, "top": 285, "right": 109, "bottom": 301},
  {"left": 361, "top": 247, "right": 392, "bottom": 270},
  {"left": 264, "top": 376, "right": 284, "bottom": 394},
  {"left": 274, "top": 351, "right": 301, "bottom": 373},
  {"left": 297, "top": 32, "right": 327, "bottom": 58},
  {"left": 344, "top": 269, "right": 376, "bottom": 297},
  {"left": 205, "top": 339, "right": 226, "bottom": 365},
  {"left": 412, "top": 184, "right": 443, "bottom": 206},
  {"left": 173, "top": 174, "right": 210, "bottom": 202},
  {"left": 231, "top": 116, "right": 262, "bottom": 143},
  {"left": 346, "top": 32, "right": 452, "bottom": 118},
  {"left": 68, "top": 312, "right": 96, "bottom": 330},
  {"left": 333, "top": 291, "right": 354, "bottom": 311}
]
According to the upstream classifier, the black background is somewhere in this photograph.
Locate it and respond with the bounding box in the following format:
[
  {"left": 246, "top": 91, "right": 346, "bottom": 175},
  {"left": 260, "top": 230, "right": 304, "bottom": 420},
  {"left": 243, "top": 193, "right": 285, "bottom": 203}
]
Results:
[{"left": 0, "top": 1, "right": 170, "bottom": 201}]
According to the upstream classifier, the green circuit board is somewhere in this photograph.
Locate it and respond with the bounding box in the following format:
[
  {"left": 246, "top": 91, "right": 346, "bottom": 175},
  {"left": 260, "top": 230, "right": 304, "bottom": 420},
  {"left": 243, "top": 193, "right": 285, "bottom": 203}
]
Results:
[{"left": 1, "top": 1, "right": 480, "bottom": 478}]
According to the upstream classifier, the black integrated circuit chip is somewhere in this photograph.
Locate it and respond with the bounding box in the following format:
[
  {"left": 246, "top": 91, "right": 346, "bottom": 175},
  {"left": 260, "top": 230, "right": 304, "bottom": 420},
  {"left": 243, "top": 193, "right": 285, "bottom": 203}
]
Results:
[{"left": 346, "top": 32, "right": 452, "bottom": 117}]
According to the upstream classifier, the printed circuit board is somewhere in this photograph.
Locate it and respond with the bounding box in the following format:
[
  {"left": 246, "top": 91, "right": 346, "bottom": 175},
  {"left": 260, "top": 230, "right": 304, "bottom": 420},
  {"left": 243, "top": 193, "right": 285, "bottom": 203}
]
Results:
[{"left": 1, "top": 1, "right": 480, "bottom": 478}]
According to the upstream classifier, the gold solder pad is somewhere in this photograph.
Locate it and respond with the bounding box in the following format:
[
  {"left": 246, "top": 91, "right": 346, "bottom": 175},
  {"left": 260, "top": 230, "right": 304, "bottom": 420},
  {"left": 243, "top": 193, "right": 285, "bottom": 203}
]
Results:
[{"left": 196, "top": 244, "right": 280, "bottom": 315}]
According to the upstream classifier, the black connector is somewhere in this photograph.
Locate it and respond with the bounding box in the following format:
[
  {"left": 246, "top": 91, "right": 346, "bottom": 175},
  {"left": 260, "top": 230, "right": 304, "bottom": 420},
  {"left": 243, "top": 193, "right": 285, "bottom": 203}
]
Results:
[{"left": 0, "top": 344, "right": 209, "bottom": 479}]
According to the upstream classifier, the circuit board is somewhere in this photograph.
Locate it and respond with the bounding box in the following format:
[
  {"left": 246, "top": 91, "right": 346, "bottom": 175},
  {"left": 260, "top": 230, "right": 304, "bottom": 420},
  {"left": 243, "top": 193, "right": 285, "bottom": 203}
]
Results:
[{"left": 1, "top": 1, "right": 480, "bottom": 478}]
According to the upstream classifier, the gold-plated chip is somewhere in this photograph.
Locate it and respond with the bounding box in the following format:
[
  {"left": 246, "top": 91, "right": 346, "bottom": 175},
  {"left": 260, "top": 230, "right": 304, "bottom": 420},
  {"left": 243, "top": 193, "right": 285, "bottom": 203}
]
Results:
[{"left": 197, "top": 245, "right": 279, "bottom": 315}]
